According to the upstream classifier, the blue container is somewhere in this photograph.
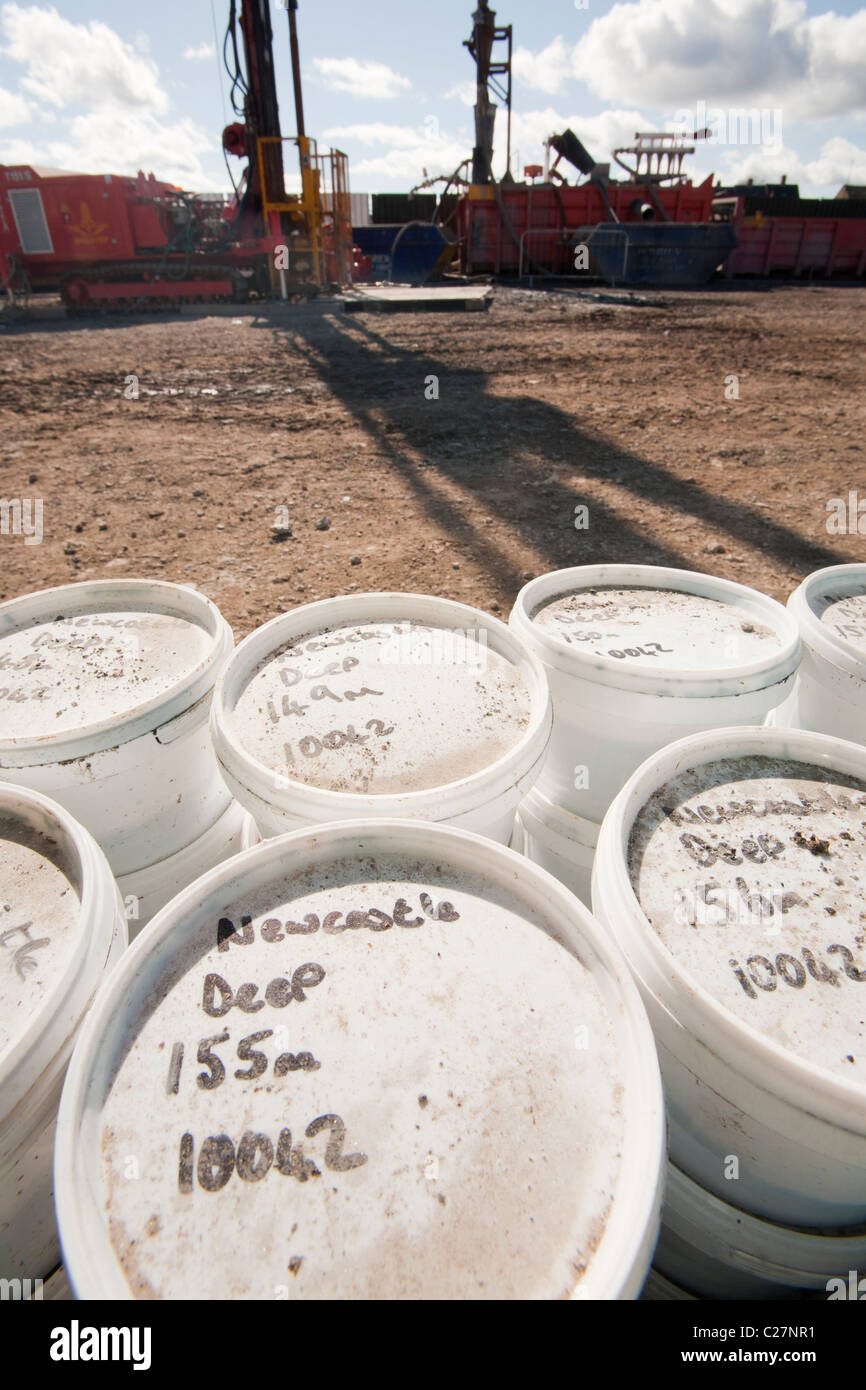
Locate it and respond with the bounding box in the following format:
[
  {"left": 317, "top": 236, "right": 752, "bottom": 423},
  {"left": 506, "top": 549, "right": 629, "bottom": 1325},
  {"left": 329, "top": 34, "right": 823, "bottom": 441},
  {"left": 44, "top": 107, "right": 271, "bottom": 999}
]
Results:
[
  {"left": 577, "top": 223, "right": 738, "bottom": 287},
  {"left": 352, "top": 222, "right": 450, "bottom": 285}
]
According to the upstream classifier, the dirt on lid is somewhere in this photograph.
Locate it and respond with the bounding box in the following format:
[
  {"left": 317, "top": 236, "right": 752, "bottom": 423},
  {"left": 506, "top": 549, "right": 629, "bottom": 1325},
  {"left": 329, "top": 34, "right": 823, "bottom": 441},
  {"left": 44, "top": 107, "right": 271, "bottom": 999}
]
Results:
[
  {"left": 0, "top": 608, "right": 212, "bottom": 740},
  {"left": 813, "top": 583, "right": 866, "bottom": 657},
  {"left": 231, "top": 618, "right": 532, "bottom": 794},
  {"left": 532, "top": 586, "right": 781, "bottom": 672},
  {"left": 0, "top": 813, "right": 81, "bottom": 1061},
  {"left": 628, "top": 755, "right": 866, "bottom": 1079},
  {"left": 97, "top": 850, "right": 624, "bottom": 1299}
]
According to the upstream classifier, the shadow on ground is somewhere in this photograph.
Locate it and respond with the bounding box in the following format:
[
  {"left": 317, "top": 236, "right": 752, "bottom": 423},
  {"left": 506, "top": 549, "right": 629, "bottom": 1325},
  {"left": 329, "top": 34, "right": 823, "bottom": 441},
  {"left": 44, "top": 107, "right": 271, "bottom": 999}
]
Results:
[{"left": 252, "top": 305, "right": 853, "bottom": 596}]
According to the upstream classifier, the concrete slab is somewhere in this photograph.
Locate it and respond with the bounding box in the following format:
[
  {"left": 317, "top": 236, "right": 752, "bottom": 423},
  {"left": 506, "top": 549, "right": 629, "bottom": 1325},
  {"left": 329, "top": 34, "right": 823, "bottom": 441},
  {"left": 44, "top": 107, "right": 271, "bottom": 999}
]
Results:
[{"left": 341, "top": 284, "right": 492, "bottom": 312}]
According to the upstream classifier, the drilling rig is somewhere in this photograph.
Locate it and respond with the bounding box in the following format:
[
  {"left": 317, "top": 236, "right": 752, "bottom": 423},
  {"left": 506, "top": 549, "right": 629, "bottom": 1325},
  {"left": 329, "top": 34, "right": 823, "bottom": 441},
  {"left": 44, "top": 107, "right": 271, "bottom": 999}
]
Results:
[
  {"left": 464, "top": 1, "right": 512, "bottom": 185},
  {"left": 455, "top": 2, "right": 737, "bottom": 286},
  {"left": 0, "top": 0, "right": 352, "bottom": 310}
]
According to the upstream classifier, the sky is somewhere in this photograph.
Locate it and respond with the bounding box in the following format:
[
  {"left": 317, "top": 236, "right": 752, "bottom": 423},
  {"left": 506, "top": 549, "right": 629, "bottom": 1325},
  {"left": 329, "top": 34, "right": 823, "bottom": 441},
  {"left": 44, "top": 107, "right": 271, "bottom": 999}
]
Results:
[{"left": 0, "top": 0, "right": 864, "bottom": 198}]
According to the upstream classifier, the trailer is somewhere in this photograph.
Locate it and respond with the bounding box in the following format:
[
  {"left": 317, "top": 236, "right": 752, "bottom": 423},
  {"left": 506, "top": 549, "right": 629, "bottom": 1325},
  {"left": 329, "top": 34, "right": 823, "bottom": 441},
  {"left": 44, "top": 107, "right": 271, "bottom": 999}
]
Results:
[
  {"left": 457, "top": 173, "right": 727, "bottom": 279},
  {"left": 714, "top": 193, "right": 866, "bottom": 279}
]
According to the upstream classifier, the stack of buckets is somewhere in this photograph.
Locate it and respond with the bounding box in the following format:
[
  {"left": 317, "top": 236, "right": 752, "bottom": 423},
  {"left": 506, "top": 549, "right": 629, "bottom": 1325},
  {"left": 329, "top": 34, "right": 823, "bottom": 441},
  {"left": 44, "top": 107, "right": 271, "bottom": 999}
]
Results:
[
  {"left": 510, "top": 561, "right": 866, "bottom": 1299},
  {"left": 2, "top": 563, "right": 866, "bottom": 1299},
  {"left": 54, "top": 816, "right": 667, "bottom": 1301},
  {"left": 507, "top": 564, "right": 802, "bottom": 905},
  {"left": 0, "top": 579, "right": 245, "bottom": 1282},
  {"left": 0, "top": 579, "right": 246, "bottom": 937},
  {"left": 0, "top": 781, "right": 126, "bottom": 1281},
  {"left": 592, "top": 721, "right": 866, "bottom": 1299}
]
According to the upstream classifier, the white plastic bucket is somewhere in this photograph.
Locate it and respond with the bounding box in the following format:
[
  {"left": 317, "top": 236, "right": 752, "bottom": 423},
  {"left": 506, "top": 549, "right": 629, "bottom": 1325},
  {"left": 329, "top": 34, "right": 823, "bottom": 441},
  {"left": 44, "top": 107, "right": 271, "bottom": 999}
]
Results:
[
  {"left": 240, "top": 810, "right": 262, "bottom": 851},
  {"left": 55, "top": 819, "right": 664, "bottom": 1300},
  {"left": 778, "top": 564, "right": 866, "bottom": 745},
  {"left": 0, "top": 579, "right": 234, "bottom": 875},
  {"left": 34, "top": 1264, "right": 73, "bottom": 1301},
  {"left": 21, "top": 1262, "right": 73, "bottom": 1300},
  {"left": 640, "top": 1267, "right": 695, "bottom": 1301},
  {"left": 592, "top": 723, "right": 866, "bottom": 1228},
  {"left": 117, "top": 799, "right": 248, "bottom": 938},
  {"left": 510, "top": 565, "right": 801, "bottom": 822},
  {"left": 0, "top": 782, "right": 126, "bottom": 1279},
  {"left": 211, "top": 593, "right": 552, "bottom": 843},
  {"left": 654, "top": 1161, "right": 866, "bottom": 1300},
  {"left": 517, "top": 785, "right": 600, "bottom": 906}
]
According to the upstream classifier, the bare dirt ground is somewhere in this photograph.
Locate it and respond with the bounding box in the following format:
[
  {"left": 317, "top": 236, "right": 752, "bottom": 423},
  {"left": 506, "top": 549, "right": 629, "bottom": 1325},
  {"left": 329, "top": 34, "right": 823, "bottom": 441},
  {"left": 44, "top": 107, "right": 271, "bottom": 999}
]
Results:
[{"left": 1, "top": 283, "right": 863, "bottom": 641}]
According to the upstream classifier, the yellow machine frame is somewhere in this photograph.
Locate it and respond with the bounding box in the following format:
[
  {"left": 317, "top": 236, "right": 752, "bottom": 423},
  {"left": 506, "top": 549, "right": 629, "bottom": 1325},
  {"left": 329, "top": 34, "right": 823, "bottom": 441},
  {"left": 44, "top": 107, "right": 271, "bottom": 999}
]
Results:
[{"left": 256, "top": 135, "right": 352, "bottom": 289}]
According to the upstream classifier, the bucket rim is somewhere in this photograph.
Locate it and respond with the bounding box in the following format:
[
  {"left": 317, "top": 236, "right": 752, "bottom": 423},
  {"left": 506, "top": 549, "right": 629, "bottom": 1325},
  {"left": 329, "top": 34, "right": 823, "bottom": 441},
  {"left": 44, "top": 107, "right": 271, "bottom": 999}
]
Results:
[
  {"left": 210, "top": 591, "right": 553, "bottom": 822},
  {"left": 116, "top": 797, "right": 247, "bottom": 893},
  {"left": 519, "top": 783, "right": 601, "bottom": 850},
  {"left": 0, "top": 579, "right": 233, "bottom": 766},
  {"left": 511, "top": 564, "right": 801, "bottom": 697},
  {"left": 788, "top": 562, "right": 866, "bottom": 684},
  {"left": 55, "top": 816, "right": 665, "bottom": 1301},
  {"left": 592, "top": 723, "right": 866, "bottom": 1126},
  {"left": 0, "top": 781, "right": 124, "bottom": 1124},
  {"left": 661, "top": 1159, "right": 866, "bottom": 1286}
]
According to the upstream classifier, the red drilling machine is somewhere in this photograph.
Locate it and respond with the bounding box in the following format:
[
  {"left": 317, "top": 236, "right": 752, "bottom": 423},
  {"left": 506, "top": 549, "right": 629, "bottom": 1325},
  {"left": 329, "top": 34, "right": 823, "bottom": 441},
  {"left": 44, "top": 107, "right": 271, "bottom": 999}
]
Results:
[{"left": 0, "top": 1, "right": 353, "bottom": 311}]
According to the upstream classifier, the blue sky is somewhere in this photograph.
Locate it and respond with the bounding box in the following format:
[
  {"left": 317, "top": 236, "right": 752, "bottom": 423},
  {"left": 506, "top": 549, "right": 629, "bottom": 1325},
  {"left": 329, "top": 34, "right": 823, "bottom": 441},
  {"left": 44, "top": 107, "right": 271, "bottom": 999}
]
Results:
[{"left": 0, "top": 0, "right": 864, "bottom": 196}]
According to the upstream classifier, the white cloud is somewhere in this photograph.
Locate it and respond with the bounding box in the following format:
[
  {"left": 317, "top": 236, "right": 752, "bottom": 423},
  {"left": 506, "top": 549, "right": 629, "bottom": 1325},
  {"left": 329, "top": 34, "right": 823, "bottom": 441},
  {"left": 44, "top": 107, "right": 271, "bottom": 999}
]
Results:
[
  {"left": 0, "top": 2, "right": 168, "bottom": 113},
  {"left": 0, "top": 5, "right": 222, "bottom": 188},
  {"left": 350, "top": 147, "right": 467, "bottom": 181},
  {"left": 325, "top": 108, "right": 655, "bottom": 185},
  {"left": 572, "top": 0, "right": 866, "bottom": 122},
  {"left": 444, "top": 80, "right": 475, "bottom": 107},
  {"left": 322, "top": 120, "right": 468, "bottom": 182},
  {"left": 707, "top": 135, "right": 866, "bottom": 194},
  {"left": 803, "top": 9, "right": 866, "bottom": 118},
  {"left": 0, "top": 110, "right": 219, "bottom": 188},
  {"left": 0, "top": 83, "right": 29, "bottom": 126},
  {"left": 183, "top": 41, "right": 215, "bottom": 62},
  {"left": 510, "top": 107, "right": 652, "bottom": 172},
  {"left": 323, "top": 122, "right": 427, "bottom": 149},
  {"left": 311, "top": 56, "right": 410, "bottom": 100},
  {"left": 513, "top": 37, "right": 571, "bottom": 96}
]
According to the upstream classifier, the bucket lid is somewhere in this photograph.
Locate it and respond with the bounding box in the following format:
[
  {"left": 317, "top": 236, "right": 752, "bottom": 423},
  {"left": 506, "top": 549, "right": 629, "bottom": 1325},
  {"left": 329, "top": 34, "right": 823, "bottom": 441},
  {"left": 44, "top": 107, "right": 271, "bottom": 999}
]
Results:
[
  {"left": 211, "top": 593, "right": 552, "bottom": 823},
  {"left": 55, "top": 819, "right": 664, "bottom": 1300},
  {"left": 788, "top": 564, "right": 866, "bottom": 682},
  {"left": 0, "top": 580, "right": 233, "bottom": 767},
  {"left": 511, "top": 565, "right": 800, "bottom": 698},
  {"left": 0, "top": 782, "right": 124, "bottom": 1125},
  {"left": 595, "top": 725, "right": 866, "bottom": 1121}
]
